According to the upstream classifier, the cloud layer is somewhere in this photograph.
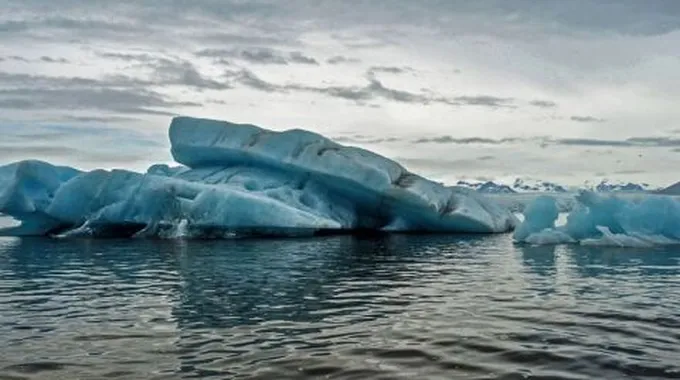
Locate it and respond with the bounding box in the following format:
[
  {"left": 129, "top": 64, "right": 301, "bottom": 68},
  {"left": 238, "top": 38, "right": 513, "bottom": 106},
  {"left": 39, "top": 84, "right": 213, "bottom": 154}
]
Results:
[{"left": 1, "top": 0, "right": 680, "bottom": 185}]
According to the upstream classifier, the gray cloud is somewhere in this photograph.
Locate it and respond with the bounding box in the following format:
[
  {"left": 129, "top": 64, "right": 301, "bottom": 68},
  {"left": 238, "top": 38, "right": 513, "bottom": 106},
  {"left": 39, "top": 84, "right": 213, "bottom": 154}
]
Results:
[
  {"left": 411, "top": 135, "right": 680, "bottom": 148},
  {"left": 530, "top": 100, "right": 558, "bottom": 108},
  {"left": 96, "top": 51, "right": 232, "bottom": 90},
  {"left": 368, "top": 66, "right": 412, "bottom": 74},
  {"left": 4, "top": 1, "right": 680, "bottom": 49},
  {"left": 291, "top": 78, "right": 429, "bottom": 104},
  {"left": 477, "top": 0, "right": 680, "bottom": 37},
  {"left": 4, "top": 59, "right": 514, "bottom": 116},
  {"left": 0, "top": 3, "right": 305, "bottom": 53},
  {"left": 571, "top": 115, "right": 606, "bottom": 123},
  {"left": 414, "top": 136, "right": 520, "bottom": 144},
  {"left": 453, "top": 95, "right": 514, "bottom": 107},
  {"left": 59, "top": 115, "right": 141, "bottom": 123},
  {"left": 298, "top": 83, "right": 373, "bottom": 102},
  {"left": 0, "top": 16, "right": 149, "bottom": 43},
  {"left": 149, "top": 60, "right": 231, "bottom": 90},
  {"left": 362, "top": 137, "right": 400, "bottom": 144},
  {"left": 319, "top": 1, "right": 680, "bottom": 37},
  {"left": 0, "top": 71, "right": 147, "bottom": 89},
  {"left": 332, "top": 135, "right": 400, "bottom": 144},
  {"left": 195, "top": 32, "right": 299, "bottom": 47},
  {"left": 626, "top": 137, "right": 680, "bottom": 147},
  {"left": 361, "top": 79, "right": 426, "bottom": 103},
  {"left": 0, "top": 71, "right": 200, "bottom": 115},
  {"left": 0, "top": 144, "right": 83, "bottom": 157},
  {"left": 195, "top": 47, "right": 318, "bottom": 65},
  {"left": 394, "top": 157, "right": 504, "bottom": 173},
  {"left": 333, "top": 34, "right": 397, "bottom": 49},
  {"left": 4, "top": 55, "right": 29, "bottom": 62},
  {"left": 289, "top": 51, "right": 319, "bottom": 65},
  {"left": 212, "top": 58, "right": 232, "bottom": 66},
  {"left": 555, "top": 138, "right": 630, "bottom": 147},
  {"left": 1, "top": 0, "right": 678, "bottom": 185},
  {"left": 195, "top": 48, "right": 286, "bottom": 64},
  {"left": 0, "top": 87, "right": 195, "bottom": 115},
  {"left": 614, "top": 169, "right": 645, "bottom": 175},
  {"left": 0, "top": 122, "right": 166, "bottom": 166},
  {"left": 0, "top": 124, "right": 162, "bottom": 144},
  {"left": 0, "top": 144, "right": 155, "bottom": 166},
  {"left": 97, "top": 51, "right": 162, "bottom": 62},
  {"left": 39, "top": 56, "right": 69, "bottom": 63},
  {"left": 0, "top": 55, "right": 69, "bottom": 63},
  {"left": 326, "top": 55, "right": 361, "bottom": 64},
  {"left": 233, "top": 69, "right": 515, "bottom": 108},
  {"left": 235, "top": 69, "right": 281, "bottom": 92},
  {"left": 0, "top": 20, "right": 28, "bottom": 33},
  {"left": 238, "top": 48, "right": 289, "bottom": 65}
]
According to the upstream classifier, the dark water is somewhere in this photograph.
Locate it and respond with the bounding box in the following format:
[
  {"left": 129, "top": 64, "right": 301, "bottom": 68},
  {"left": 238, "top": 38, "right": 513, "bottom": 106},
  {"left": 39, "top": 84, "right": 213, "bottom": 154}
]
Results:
[{"left": 0, "top": 234, "right": 679, "bottom": 380}]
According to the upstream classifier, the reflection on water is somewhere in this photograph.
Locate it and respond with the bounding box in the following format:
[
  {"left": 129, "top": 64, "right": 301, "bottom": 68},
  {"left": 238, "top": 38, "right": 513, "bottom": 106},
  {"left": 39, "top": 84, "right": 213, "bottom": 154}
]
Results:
[{"left": 0, "top": 234, "right": 679, "bottom": 379}]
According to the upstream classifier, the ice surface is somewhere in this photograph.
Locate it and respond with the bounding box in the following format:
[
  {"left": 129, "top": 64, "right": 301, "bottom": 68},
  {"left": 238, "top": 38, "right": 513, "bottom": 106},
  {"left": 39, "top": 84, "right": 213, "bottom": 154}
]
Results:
[
  {"left": 0, "top": 160, "right": 81, "bottom": 235},
  {"left": 0, "top": 116, "right": 518, "bottom": 238},
  {"left": 512, "top": 196, "right": 559, "bottom": 242},
  {"left": 486, "top": 192, "right": 577, "bottom": 213},
  {"left": 514, "top": 190, "right": 680, "bottom": 247}
]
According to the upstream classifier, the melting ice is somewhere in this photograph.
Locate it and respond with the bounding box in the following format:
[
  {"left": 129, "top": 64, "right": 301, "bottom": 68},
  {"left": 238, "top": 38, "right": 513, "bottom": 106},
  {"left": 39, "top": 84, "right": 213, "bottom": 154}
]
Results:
[
  {"left": 0, "top": 116, "right": 518, "bottom": 238},
  {"left": 513, "top": 191, "right": 680, "bottom": 247}
]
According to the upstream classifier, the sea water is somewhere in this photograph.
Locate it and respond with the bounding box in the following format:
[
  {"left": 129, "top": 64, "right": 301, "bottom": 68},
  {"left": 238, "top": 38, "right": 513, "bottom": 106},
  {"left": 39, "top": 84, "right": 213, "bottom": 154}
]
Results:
[{"left": 0, "top": 233, "right": 678, "bottom": 379}]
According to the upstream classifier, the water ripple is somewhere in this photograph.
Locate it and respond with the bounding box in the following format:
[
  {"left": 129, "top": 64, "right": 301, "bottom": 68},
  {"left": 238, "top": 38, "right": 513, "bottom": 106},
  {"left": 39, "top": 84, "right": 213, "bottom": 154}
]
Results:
[{"left": 0, "top": 235, "right": 679, "bottom": 379}]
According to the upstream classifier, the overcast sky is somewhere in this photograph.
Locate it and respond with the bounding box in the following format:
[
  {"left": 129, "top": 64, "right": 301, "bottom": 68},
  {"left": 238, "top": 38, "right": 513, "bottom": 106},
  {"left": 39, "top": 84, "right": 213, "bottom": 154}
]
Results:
[{"left": 1, "top": 0, "right": 680, "bottom": 186}]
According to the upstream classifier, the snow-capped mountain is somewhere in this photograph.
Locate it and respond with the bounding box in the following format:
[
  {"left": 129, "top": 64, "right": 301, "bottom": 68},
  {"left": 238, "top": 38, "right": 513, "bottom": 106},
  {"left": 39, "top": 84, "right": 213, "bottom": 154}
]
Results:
[
  {"left": 655, "top": 181, "right": 680, "bottom": 195},
  {"left": 455, "top": 178, "right": 567, "bottom": 193},
  {"left": 591, "top": 180, "right": 652, "bottom": 192},
  {"left": 456, "top": 178, "right": 655, "bottom": 194},
  {"left": 512, "top": 178, "right": 567, "bottom": 193},
  {"left": 455, "top": 180, "right": 516, "bottom": 193}
]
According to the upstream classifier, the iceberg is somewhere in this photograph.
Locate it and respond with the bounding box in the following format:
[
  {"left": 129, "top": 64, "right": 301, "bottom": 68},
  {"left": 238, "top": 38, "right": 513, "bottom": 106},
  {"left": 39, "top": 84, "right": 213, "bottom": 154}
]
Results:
[
  {"left": 511, "top": 195, "right": 560, "bottom": 242},
  {"left": 0, "top": 116, "right": 518, "bottom": 238},
  {"left": 514, "top": 190, "right": 680, "bottom": 247},
  {"left": 0, "top": 160, "right": 81, "bottom": 235}
]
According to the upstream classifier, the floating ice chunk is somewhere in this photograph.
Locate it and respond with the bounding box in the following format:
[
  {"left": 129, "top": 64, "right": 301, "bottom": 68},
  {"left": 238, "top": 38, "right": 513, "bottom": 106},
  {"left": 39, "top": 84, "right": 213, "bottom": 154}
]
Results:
[
  {"left": 515, "top": 190, "right": 680, "bottom": 247},
  {"left": 0, "top": 160, "right": 81, "bottom": 235},
  {"left": 524, "top": 228, "right": 575, "bottom": 245},
  {"left": 512, "top": 196, "right": 559, "bottom": 242},
  {"left": 578, "top": 226, "right": 679, "bottom": 248},
  {"left": 0, "top": 160, "right": 80, "bottom": 214}
]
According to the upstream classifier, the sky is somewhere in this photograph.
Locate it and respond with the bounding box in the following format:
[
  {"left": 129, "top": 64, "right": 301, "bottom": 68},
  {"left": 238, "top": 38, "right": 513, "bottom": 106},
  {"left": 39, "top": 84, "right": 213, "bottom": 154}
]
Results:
[{"left": 1, "top": 0, "right": 680, "bottom": 187}]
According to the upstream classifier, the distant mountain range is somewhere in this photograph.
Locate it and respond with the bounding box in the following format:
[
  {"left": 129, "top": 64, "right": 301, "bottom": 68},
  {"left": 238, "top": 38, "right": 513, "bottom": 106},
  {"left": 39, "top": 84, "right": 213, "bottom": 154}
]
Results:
[
  {"left": 657, "top": 181, "right": 680, "bottom": 195},
  {"left": 592, "top": 181, "right": 651, "bottom": 193},
  {"left": 456, "top": 178, "right": 658, "bottom": 194}
]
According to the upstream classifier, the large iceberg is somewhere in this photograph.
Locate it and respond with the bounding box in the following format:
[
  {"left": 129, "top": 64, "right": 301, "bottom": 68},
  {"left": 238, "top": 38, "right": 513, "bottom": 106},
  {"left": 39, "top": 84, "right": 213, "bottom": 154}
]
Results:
[
  {"left": 514, "top": 191, "right": 680, "bottom": 247},
  {"left": 0, "top": 116, "right": 518, "bottom": 238}
]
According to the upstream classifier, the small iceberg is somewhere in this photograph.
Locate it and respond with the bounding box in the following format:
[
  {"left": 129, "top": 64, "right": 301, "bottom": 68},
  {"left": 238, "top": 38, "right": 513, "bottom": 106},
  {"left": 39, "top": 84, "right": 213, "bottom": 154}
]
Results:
[{"left": 514, "top": 190, "right": 680, "bottom": 247}]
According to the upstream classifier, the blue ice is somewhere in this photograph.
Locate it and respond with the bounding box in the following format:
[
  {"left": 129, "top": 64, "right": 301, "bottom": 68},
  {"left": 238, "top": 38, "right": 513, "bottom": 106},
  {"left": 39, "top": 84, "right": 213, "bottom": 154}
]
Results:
[
  {"left": 514, "top": 191, "right": 680, "bottom": 247},
  {"left": 0, "top": 116, "right": 518, "bottom": 238}
]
